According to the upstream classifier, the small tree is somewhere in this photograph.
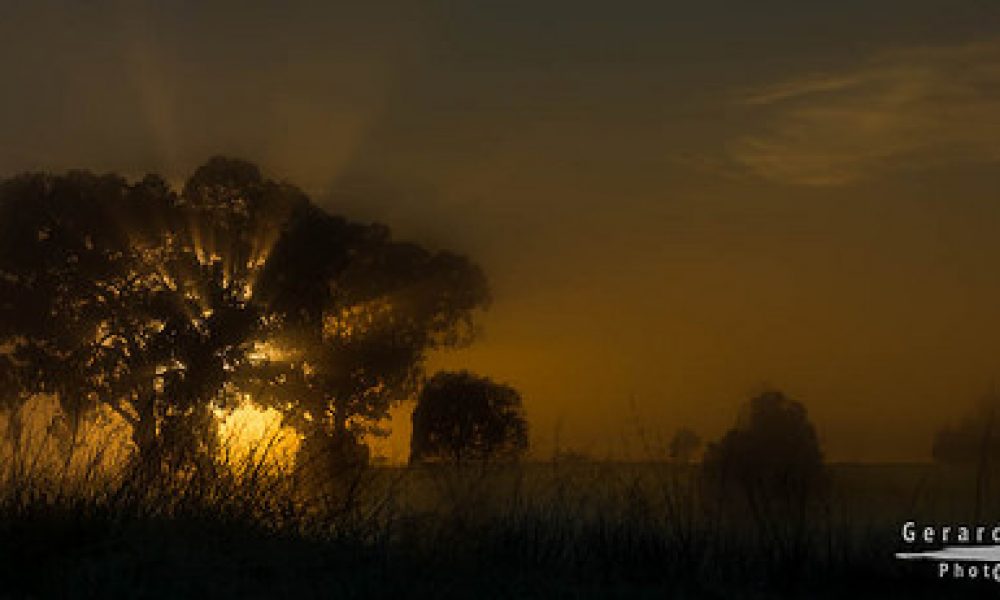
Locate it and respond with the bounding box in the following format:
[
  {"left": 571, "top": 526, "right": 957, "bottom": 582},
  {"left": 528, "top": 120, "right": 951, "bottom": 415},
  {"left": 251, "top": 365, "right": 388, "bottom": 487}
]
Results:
[
  {"left": 702, "top": 389, "right": 826, "bottom": 565},
  {"left": 669, "top": 427, "right": 702, "bottom": 464},
  {"left": 932, "top": 393, "right": 1000, "bottom": 465},
  {"left": 931, "top": 392, "right": 1000, "bottom": 521},
  {"left": 704, "top": 390, "right": 824, "bottom": 498},
  {"left": 410, "top": 371, "right": 528, "bottom": 465}
]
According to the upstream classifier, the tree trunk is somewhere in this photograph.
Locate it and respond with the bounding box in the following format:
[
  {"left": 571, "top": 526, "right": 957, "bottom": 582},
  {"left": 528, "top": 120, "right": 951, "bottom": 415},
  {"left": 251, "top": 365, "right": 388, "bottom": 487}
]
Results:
[
  {"left": 132, "top": 391, "right": 160, "bottom": 477},
  {"left": 332, "top": 394, "right": 347, "bottom": 434}
]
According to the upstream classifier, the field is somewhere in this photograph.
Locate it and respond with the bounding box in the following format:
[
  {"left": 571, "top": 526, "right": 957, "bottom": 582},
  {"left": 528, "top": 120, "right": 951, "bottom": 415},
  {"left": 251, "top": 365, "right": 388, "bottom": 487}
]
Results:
[{"left": 3, "top": 437, "right": 1000, "bottom": 599}]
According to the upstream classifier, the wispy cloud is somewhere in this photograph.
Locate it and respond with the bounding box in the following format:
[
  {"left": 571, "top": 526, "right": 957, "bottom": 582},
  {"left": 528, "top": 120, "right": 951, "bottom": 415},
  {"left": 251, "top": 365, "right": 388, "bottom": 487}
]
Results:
[{"left": 729, "top": 41, "right": 1000, "bottom": 186}]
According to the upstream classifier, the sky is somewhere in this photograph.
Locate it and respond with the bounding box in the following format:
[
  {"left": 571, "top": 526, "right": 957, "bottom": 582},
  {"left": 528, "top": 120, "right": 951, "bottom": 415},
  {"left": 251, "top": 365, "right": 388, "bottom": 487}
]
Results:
[{"left": 4, "top": 0, "right": 1000, "bottom": 461}]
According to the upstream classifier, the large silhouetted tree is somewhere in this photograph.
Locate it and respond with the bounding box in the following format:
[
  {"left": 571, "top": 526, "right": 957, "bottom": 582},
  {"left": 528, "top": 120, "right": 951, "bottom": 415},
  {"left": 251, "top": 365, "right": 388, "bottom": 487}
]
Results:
[
  {"left": 409, "top": 371, "right": 528, "bottom": 464},
  {"left": 251, "top": 205, "right": 490, "bottom": 476},
  {"left": 0, "top": 161, "right": 300, "bottom": 473},
  {"left": 0, "top": 157, "right": 490, "bottom": 478},
  {"left": 0, "top": 170, "right": 174, "bottom": 469}
]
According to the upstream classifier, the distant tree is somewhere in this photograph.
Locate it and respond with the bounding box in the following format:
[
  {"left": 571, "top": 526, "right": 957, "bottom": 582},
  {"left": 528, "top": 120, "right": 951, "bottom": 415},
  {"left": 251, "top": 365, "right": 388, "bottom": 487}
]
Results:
[
  {"left": 932, "top": 393, "right": 1000, "bottom": 465},
  {"left": 409, "top": 371, "right": 528, "bottom": 464},
  {"left": 669, "top": 427, "right": 702, "bottom": 464},
  {"left": 552, "top": 448, "right": 593, "bottom": 465},
  {"left": 931, "top": 392, "right": 1000, "bottom": 521},
  {"left": 703, "top": 390, "right": 826, "bottom": 515}
]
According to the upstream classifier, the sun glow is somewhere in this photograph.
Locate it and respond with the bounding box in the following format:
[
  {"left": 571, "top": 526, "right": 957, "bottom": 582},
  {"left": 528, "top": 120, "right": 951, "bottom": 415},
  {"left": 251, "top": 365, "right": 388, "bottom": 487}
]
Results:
[
  {"left": 216, "top": 400, "right": 301, "bottom": 471},
  {"left": 323, "top": 297, "right": 394, "bottom": 340},
  {"left": 247, "top": 340, "right": 298, "bottom": 364}
]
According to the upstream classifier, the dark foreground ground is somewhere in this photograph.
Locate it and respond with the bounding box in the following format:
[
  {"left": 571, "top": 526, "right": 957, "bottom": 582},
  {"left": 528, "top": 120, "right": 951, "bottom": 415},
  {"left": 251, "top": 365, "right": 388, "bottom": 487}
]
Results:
[{"left": 2, "top": 463, "right": 999, "bottom": 598}]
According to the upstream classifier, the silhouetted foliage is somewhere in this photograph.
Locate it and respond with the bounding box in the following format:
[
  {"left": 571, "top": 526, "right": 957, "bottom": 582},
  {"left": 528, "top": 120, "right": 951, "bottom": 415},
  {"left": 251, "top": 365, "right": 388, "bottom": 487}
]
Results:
[
  {"left": 668, "top": 427, "right": 702, "bottom": 464},
  {"left": 932, "top": 392, "right": 1000, "bottom": 465},
  {"left": 0, "top": 158, "right": 490, "bottom": 477},
  {"left": 703, "top": 390, "right": 826, "bottom": 517},
  {"left": 251, "top": 201, "right": 489, "bottom": 474},
  {"left": 410, "top": 371, "right": 528, "bottom": 464},
  {"left": 701, "top": 390, "right": 827, "bottom": 577}
]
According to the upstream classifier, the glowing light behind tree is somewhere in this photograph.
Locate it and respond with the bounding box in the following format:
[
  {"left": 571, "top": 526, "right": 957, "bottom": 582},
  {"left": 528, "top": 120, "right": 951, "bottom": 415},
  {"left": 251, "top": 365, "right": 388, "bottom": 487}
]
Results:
[
  {"left": 0, "top": 157, "right": 490, "bottom": 478},
  {"left": 216, "top": 399, "right": 300, "bottom": 472}
]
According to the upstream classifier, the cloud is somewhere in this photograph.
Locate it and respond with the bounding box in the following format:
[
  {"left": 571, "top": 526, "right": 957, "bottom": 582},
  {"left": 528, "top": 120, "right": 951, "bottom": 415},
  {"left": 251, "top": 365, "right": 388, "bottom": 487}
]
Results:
[{"left": 729, "top": 41, "right": 1000, "bottom": 186}]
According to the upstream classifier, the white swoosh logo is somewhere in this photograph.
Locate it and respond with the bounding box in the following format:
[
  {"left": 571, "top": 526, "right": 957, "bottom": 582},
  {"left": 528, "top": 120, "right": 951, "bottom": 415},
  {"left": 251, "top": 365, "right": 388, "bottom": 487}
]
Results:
[{"left": 897, "top": 546, "right": 1000, "bottom": 562}]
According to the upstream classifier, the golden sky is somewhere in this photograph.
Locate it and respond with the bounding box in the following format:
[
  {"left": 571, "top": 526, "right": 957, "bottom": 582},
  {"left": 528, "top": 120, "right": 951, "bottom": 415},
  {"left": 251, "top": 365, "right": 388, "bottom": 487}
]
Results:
[{"left": 4, "top": 1, "right": 1000, "bottom": 461}]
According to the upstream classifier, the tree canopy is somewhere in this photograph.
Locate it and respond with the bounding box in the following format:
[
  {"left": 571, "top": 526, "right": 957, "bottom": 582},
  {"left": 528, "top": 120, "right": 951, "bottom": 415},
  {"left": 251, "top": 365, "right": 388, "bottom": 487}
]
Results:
[
  {"left": 0, "top": 158, "right": 490, "bottom": 474},
  {"left": 932, "top": 392, "right": 1000, "bottom": 465},
  {"left": 668, "top": 427, "right": 702, "bottom": 464},
  {"left": 703, "top": 390, "right": 825, "bottom": 508},
  {"left": 409, "top": 370, "right": 528, "bottom": 464}
]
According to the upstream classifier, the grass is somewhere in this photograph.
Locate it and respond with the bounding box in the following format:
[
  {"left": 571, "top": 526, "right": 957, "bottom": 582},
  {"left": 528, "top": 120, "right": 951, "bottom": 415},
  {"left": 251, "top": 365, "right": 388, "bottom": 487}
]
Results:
[{"left": 1, "top": 407, "right": 999, "bottom": 597}]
